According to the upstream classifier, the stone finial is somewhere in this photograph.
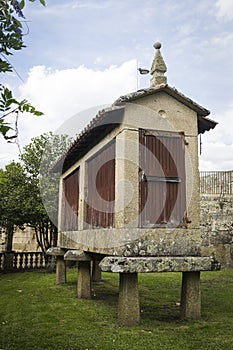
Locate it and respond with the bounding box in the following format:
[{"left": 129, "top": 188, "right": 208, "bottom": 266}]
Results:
[{"left": 150, "top": 42, "right": 167, "bottom": 87}]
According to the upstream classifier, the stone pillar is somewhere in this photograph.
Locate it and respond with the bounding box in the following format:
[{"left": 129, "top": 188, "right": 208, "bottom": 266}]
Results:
[
  {"left": 56, "top": 256, "right": 66, "bottom": 284},
  {"left": 118, "top": 273, "right": 140, "bottom": 326},
  {"left": 77, "top": 261, "right": 91, "bottom": 299},
  {"left": 180, "top": 271, "right": 201, "bottom": 319},
  {"left": 115, "top": 129, "right": 139, "bottom": 228},
  {"left": 3, "top": 251, "right": 14, "bottom": 273},
  {"left": 92, "top": 260, "right": 102, "bottom": 282}
]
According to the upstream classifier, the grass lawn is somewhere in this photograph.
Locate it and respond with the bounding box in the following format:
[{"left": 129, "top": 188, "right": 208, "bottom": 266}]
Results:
[{"left": 0, "top": 269, "right": 233, "bottom": 350}]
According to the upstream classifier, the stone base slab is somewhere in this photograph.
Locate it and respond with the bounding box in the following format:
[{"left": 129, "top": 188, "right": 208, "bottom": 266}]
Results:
[
  {"left": 99, "top": 256, "right": 221, "bottom": 273},
  {"left": 59, "top": 228, "right": 202, "bottom": 257}
]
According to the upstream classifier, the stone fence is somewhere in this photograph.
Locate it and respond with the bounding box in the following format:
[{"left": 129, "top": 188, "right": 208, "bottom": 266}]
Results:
[{"left": 0, "top": 251, "right": 46, "bottom": 273}]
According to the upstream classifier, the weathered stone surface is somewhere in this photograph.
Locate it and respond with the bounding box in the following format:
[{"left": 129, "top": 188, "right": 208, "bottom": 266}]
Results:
[
  {"left": 56, "top": 256, "right": 66, "bottom": 284},
  {"left": 46, "top": 247, "right": 65, "bottom": 256},
  {"left": 180, "top": 271, "right": 201, "bottom": 319},
  {"left": 92, "top": 260, "right": 102, "bottom": 282},
  {"left": 99, "top": 256, "right": 220, "bottom": 273},
  {"left": 200, "top": 194, "right": 233, "bottom": 268},
  {"left": 59, "top": 228, "right": 202, "bottom": 257},
  {"left": 64, "top": 250, "right": 91, "bottom": 261},
  {"left": 118, "top": 273, "right": 140, "bottom": 326},
  {"left": 77, "top": 261, "right": 91, "bottom": 299}
]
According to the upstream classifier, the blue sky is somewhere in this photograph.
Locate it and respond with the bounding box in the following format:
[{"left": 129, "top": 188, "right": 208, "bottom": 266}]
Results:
[{"left": 1, "top": 0, "right": 233, "bottom": 170}]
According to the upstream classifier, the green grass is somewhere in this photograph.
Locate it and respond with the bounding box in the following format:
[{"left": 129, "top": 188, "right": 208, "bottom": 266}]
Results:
[{"left": 0, "top": 269, "right": 233, "bottom": 350}]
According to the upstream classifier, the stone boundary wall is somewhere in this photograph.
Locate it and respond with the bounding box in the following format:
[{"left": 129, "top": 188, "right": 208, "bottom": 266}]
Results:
[{"left": 200, "top": 194, "right": 233, "bottom": 268}]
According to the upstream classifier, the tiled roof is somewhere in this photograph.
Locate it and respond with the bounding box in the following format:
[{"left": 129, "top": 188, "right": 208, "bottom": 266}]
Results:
[
  {"left": 51, "top": 105, "right": 125, "bottom": 173},
  {"left": 51, "top": 85, "right": 217, "bottom": 173},
  {"left": 114, "top": 84, "right": 211, "bottom": 117}
]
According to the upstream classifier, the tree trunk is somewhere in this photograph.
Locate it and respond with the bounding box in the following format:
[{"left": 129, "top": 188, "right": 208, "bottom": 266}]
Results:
[{"left": 6, "top": 222, "right": 14, "bottom": 252}]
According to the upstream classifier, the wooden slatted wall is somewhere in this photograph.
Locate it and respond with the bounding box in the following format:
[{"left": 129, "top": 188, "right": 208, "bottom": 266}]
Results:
[
  {"left": 62, "top": 168, "right": 80, "bottom": 231},
  {"left": 86, "top": 141, "right": 115, "bottom": 228}
]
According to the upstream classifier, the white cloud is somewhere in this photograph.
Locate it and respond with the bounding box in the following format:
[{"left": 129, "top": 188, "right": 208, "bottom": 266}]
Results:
[
  {"left": 199, "top": 142, "right": 233, "bottom": 171},
  {"left": 199, "top": 105, "right": 233, "bottom": 171},
  {"left": 212, "top": 32, "right": 233, "bottom": 47},
  {"left": 215, "top": 0, "right": 233, "bottom": 21},
  {"left": 204, "top": 106, "right": 233, "bottom": 146},
  {"left": 18, "top": 60, "right": 137, "bottom": 134},
  {"left": 0, "top": 60, "right": 137, "bottom": 168}
]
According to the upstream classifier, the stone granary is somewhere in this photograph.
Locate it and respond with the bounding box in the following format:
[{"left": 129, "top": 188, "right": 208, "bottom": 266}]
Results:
[{"left": 48, "top": 43, "right": 220, "bottom": 326}]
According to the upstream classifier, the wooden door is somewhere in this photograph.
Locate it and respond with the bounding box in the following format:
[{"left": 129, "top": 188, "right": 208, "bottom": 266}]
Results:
[{"left": 139, "top": 130, "right": 187, "bottom": 227}]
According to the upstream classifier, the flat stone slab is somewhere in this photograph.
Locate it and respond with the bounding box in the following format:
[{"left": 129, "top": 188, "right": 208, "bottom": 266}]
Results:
[
  {"left": 99, "top": 256, "right": 221, "bottom": 273},
  {"left": 64, "top": 250, "right": 91, "bottom": 261},
  {"left": 46, "top": 247, "right": 65, "bottom": 256}
]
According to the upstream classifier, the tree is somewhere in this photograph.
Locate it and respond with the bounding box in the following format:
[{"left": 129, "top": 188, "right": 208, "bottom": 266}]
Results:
[
  {"left": 0, "top": 161, "right": 30, "bottom": 251},
  {"left": 0, "top": 132, "right": 72, "bottom": 256},
  {"left": 0, "top": 0, "right": 45, "bottom": 140},
  {"left": 20, "top": 132, "right": 72, "bottom": 254}
]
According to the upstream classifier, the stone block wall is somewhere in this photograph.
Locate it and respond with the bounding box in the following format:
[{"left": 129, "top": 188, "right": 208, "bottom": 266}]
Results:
[
  {"left": 0, "top": 226, "right": 41, "bottom": 253},
  {"left": 200, "top": 194, "right": 233, "bottom": 268}
]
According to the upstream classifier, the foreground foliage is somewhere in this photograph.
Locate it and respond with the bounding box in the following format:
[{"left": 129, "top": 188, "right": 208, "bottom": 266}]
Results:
[
  {"left": 0, "top": 270, "right": 233, "bottom": 350},
  {"left": 0, "top": 0, "right": 45, "bottom": 140}
]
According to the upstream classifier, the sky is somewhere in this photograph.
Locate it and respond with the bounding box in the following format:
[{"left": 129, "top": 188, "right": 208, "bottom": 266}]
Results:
[{"left": 1, "top": 0, "right": 233, "bottom": 171}]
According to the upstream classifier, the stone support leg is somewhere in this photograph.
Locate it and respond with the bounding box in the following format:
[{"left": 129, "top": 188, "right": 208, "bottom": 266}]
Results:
[
  {"left": 180, "top": 271, "right": 201, "bottom": 319},
  {"left": 77, "top": 261, "right": 91, "bottom": 299},
  {"left": 56, "top": 256, "right": 66, "bottom": 284},
  {"left": 92, "top": 260, "right": 102, "bottom": 282},
  {"left": 118, "top": 273, "right": 140, "bottom": 326}
]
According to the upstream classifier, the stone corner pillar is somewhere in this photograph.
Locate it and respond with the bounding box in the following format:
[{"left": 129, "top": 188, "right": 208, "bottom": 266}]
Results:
[
  {"left": 118, "top": 272, "right": 140, "bottom": 326},
  {"left": 180, "top": 271, "right": 201, "bottom": 320}
]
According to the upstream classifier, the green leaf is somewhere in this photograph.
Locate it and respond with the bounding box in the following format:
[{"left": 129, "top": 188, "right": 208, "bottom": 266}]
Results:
[
  {"left": 0, "top": 60, "right": 12, "bottom": 73},
  {"left": 40, "top": 0, "right": 46, "bottom": 6},
  {"left": 0, "top": 123, "right": 12, "bottom": 137},
  {"left": 33, "top": 111, "right": 44, "bottom": 116},
  {"left": 13, "top": 17, "right": 23, "bottom": 28},
  {"left": 19, "top": 0, "right": 25, "bottom": 10},
  {"left": 5, "top": 134, "right": 17, "bottom": 140}
]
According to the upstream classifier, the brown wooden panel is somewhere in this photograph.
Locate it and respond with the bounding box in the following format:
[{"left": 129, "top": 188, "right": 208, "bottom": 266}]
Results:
[
  {"left": 86, "top": 141, "right": 115, "bottom": 228},
  {"left": 62, "top": 168, "right": 79, "bottom": 231},
  {"left": 139, "top": 130, "right": 186, "bottom": 227}
]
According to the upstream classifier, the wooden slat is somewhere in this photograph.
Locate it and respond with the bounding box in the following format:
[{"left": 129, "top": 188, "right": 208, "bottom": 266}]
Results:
[
  {"left": 86, "top": 141, "right": 115, "bottom": 228},
  {"left": 62, "top": 168, "right": 80, "bottom": 231}
]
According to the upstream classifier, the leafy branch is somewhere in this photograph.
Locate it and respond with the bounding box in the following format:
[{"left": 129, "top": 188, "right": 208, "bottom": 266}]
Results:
[
  {"left": 0, "top": 84, "right": 43, "bottom": 140},
  {"left": 0, "top": 0, "right": 45, "bottom": 140}
]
